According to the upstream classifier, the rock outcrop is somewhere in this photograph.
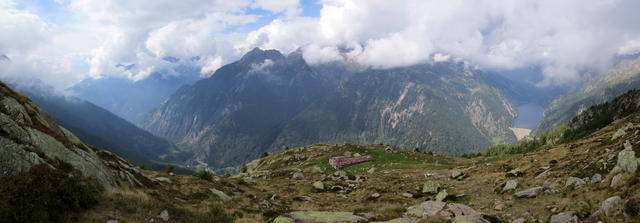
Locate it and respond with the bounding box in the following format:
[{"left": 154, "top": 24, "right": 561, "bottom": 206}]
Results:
[{"left": 0, "top": 82, "right": 150, "bottom": 189}]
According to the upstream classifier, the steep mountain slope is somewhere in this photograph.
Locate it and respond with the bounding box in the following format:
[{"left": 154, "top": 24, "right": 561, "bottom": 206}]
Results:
[
  {"left": 271, "top": 63, "right": 517, "bottom": 155},
  {"left": 13, "top": 85, "right": 184, "bottom": 171},
  {"left": 143, "top": 48, "right": 334, "bottom": 168},
  {"left": 0, "top": 81, "right": 149, "bottom": 188},
  {"left": 533, "top": 56, "right": 640, "bottom": 135},
  {"left": 70, "top": 68, "right": 201, "bottom": 124}
]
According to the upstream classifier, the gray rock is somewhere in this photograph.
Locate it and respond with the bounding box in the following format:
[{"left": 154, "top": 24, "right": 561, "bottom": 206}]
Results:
[
  {"left": 514, "top": 186, "right": 544, "bottom": 198},
  {"left": 402, "top": 193, "right": 414, "bottom": 198},
  {"left": 273, "top": 211, "right": 367, "bottom": 223},
  {"left": 158, "top": 209, "right": 169, "bottom": 222},
  {"left": 600, "top": 196, "right": 622, "bottom": 217},
  {"left": 312, "top": 181, "right": 325, "bottom": 191},
  {"left": 610, "top": 173, "right": 623, "bottom": 188},
  {"left": 106, "top": 220, "right": 118, "bottom": 223},
  {"left": 435, "top": 189, "right": 448, "bottom": 202},
  {"left": 447, "top": 203, "right": 480, "bottom": 217},
  {"left": 506, "top": 168, "right": 523, "bottom": 177},
  {"left": 293, "top": 172, "right": 305, "bottom": 180},
  {"left": 550, "top": 211, "right": 577, "bottom": 223},
  {"left": 367, "top": 167, "right": 376, "bottom": 173},
  {"left": 309, "top": 166, "right": 324, "bottom": 174},
  {"left": 617, "top": 141, "right": 638, "bottom": 173},
  {"left": 422, "top": 180, "right": 439, "bottom": 194},
  {"left": 454, "top": 215, "right": 488, "bottom": 223},
  {"left": 502, "top": 180, "right": 518, "bottom": 192},
  {"left": 154, "top": 177, "right": 171, "bottom": 184},
  {"left": 565, "top": 177, "right": 586, "bottom": 188},
  {"left": 371, "top": 193, "right": 381, "bottom": 199},
  {"left": 405, "top": 201, "right": 446, "bottom": 218},
  {"left": 591, "top": 173, "right": 602, "bottom": 183},
  {"left": 210, "top": 188, "right": 231, "bottom": 201},
  {"left": 451, "top": 170, "right": 464, "bottom": 179},
  {"left": 353, "top": 153, "right": 361, "bottom": 157},
  {"left": 611, "top": 128, "right": 626, "bottom": 141},
  {"left": 511, "top": 218, "right": 525, "bottom": 223}
]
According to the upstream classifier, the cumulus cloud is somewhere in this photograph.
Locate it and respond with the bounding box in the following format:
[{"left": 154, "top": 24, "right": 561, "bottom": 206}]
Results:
[
  {"left": 3, "top": 0, "right": 640, "bottom": 89},
  {"left": 246, "top": 0, "right": 640, "bottom": 84}
]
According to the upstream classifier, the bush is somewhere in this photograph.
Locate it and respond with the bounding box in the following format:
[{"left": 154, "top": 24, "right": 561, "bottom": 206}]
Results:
[
  {"left": 195, "top": 170, "right": 213, "bottom": 181},
  {"left": 0, "top": 164, "right": 102, "bottom": 222},
  {"left": 260, "top": 152, "right": 269, "bottom": 158},
  {"left": 195, "top": 204, "right": 235, "bottom": 223},
  {"left": 165, "top": 164, "right": 175, "bottom": 174}
]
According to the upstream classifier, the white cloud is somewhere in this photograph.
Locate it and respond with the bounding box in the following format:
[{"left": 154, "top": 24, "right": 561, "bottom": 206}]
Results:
[
  {"left": 252, "top": 0, "right": 301, "bottom": 18},
  {"left": 3, "top": 0, "right": 640, "bottom": 90},
  {"left": 247, "top": 0, "right": 640, "bottom": 85}
]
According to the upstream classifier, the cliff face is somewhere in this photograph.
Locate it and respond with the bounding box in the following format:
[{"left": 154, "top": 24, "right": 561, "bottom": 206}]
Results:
[{"left": 0, "top": 81, "right": 150, "bottom": 188}]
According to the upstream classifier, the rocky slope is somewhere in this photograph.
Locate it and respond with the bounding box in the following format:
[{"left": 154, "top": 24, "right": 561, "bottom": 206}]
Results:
[
  {"left": 0, "top": 81, "right": 150, "bottom": 189},
  {"left": 80, "top": 107, "right": 640, "bottom": 222},
  {"left": 534, "top": 55, "right": 640, "bottom": 135},
  {"left": 13, "top": 84, "right": 184, "bottom": 171},
  {"left": 142, "top": 48, "right": 519, "bottom": 169}
]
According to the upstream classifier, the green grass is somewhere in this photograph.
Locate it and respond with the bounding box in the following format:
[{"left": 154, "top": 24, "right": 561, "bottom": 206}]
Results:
[{"left": 302, "top": 143, "right": 455, "bottom": 173}]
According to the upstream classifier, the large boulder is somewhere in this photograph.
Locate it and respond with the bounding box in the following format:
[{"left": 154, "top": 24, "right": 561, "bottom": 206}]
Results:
[
  {"left": 601, "top": 196, "right": 622, "bottom": 217},
  {"left": 422, "top": 180, "right": 439, "bottom": 194},
  {"left": 405, "top": 201, "right": 446, "bottom": 218},
  {"left": 273, "top": 211, "right": 367, "bottom": 223},
  {"left": 514, "top": 186, "right": 544, "bottom": 198},
  {"left": 617, "top": 141, "right": 638, "bottom": 173}
]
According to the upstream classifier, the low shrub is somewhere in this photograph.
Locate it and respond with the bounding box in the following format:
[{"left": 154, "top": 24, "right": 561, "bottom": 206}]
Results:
[{"left": 0, "top": 164, "right": 103, "bottom": 222}]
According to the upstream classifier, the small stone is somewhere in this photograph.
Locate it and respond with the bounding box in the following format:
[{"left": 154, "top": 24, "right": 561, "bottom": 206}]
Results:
[
  {"left": 309, "top": 166, "right": 324, "bottom": 174},
  {"left": 293, "top": 172, "right": 304, "bottom": 180},
  {"left": 154, "top": 177, "right": 171, "bottom": 184},
  {"left": 506, "top": 168, "right": 523, "bottom": 177},
  {"left": 402, "top": 193, "right": 413, "bottom": 198},
  {"left": 210, "top": 188, "right": 231, "bottom": 201},
  {"left": 549, "top": 211, "right": 577, "bottom": 223},
  {"left": 312, "top": 181, "right": 325, "bottom": 191},
  {"left": 565, "top": 177, "right": 586, "bottom": 188},
  {"left": 451, "top": 170, "right": 464, "bottom": 179},
  {"left": 371, "top": 193, "right": 381, "bottom": 199},
  {"left": 514, "top": 186, "right": 544, "bottom": 198},
  {"left": 158, "top": 209, "right": 169, "bottom": 222},
  {"left": 610, "top": 173, "right": 623, "bottom": 188},
  {"left": 503, "top": 180, "right": 518, "bottom": 192},
  {"left": 435, "top": 190, "right": 448, "bottom": 202},
  {"left": 367, "top": 167, "right": 376, "bottom": 173},
  {"left": 353, "top": 153, "right": 361, "bottom": 157},
  {"left": 591, "top": 173, "right": 602, "bottom": 183},
  {"left": 106, "top": 220, "right": 118, "bottom": 223},
  {"left": 270, "top": 194, "right": 279, "bottom": 200},
  {"left": 511, "top": 218, "right": 525, "bottom": 223}
]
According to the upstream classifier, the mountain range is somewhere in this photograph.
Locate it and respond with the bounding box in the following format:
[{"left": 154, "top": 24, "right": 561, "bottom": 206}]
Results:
[{"left": 142, "top": 48, "right": 525, "bottom": 169}]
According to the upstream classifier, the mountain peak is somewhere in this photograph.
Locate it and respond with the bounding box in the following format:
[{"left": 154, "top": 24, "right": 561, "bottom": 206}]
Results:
[{"left": 240, "top": 47, "right": 285, "bottom": 64}]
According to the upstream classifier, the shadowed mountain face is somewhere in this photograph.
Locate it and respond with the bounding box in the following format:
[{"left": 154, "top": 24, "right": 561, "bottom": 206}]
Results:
[
  {"left": 69, "top": 67, "right": 202, "bottom": 124},
  {"left": 533, "top": 56, "right": 640, "bottom": 135},
  {"left": 142, "top": 48, "right": 520, "bottom": 169}
]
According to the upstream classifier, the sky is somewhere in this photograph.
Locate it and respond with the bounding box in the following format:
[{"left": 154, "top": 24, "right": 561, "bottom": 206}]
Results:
[{"left": 1, "top": 0, "right": 640, "bottom": 90}]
